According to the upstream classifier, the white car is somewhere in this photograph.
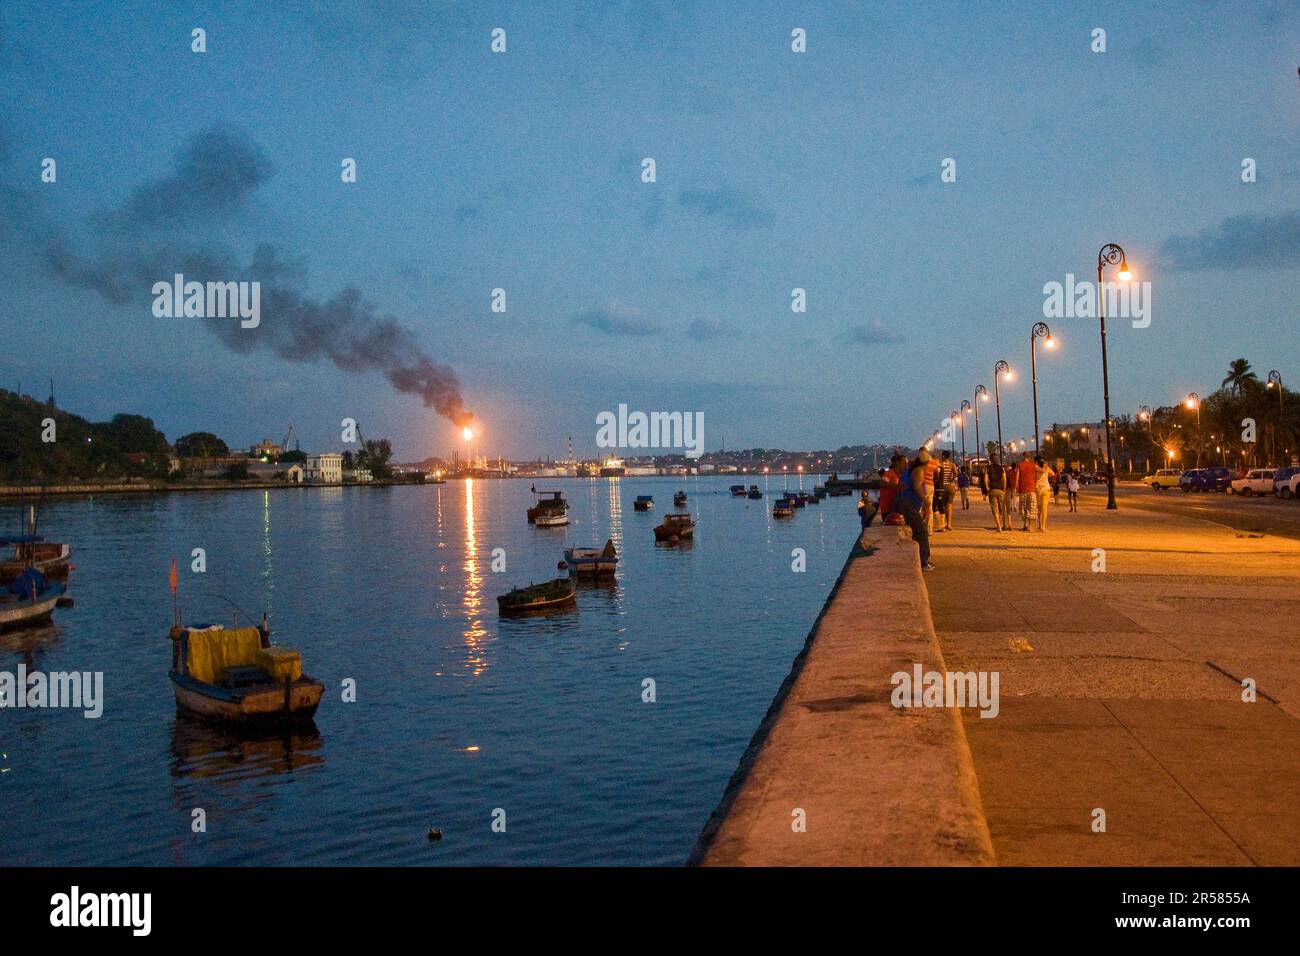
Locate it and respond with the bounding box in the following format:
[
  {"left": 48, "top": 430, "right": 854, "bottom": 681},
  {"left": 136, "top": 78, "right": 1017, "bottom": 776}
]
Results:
[
  {"left": 1291, "top": 473, "right": 1300, "bottom": 500},
  {"left": 1230, "top": 468, "right": 1276, "bottom": 496}
]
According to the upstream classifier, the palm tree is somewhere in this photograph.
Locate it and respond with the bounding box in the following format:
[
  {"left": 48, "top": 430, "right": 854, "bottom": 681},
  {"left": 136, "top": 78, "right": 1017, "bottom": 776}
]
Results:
[{"left": 1221, "top": 358, "right": 1258, "bottom": 395}]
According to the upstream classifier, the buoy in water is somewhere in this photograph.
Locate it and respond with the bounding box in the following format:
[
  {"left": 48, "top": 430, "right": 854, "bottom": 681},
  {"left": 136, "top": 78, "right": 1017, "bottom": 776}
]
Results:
[{"left": 428, "top": 828, "right": 442, "bottom": 842}]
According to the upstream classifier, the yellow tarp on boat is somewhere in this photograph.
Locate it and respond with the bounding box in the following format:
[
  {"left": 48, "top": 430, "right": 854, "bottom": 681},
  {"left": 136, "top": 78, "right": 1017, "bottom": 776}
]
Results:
[
  {"left": 184, "top": 627, "right": 263, "bottom": 685},
  {"left": 255, "top": 646, "right": 302, "bottom": 681}
]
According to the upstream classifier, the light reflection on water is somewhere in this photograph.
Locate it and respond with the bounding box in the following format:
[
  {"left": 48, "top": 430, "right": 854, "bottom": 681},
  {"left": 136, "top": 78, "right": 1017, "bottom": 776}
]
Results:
[{"left": 0, "top": 476, "right": 856, "bottom": 865}]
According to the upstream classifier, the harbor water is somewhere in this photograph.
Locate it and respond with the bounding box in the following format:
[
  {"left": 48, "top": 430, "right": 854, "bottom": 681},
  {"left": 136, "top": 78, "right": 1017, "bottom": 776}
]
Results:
[{"left": 0, "top": 476, "right": 859, "bottom": 865}]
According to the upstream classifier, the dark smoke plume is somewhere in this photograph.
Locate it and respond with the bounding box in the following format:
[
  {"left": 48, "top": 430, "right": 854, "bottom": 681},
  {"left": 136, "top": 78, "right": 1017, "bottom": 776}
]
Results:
[{"left": 3, "top": 125, "right": 473, "bottom": 427}]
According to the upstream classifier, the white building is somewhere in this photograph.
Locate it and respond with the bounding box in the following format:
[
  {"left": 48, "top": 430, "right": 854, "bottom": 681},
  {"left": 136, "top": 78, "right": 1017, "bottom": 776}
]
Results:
[{"left": 305, "top": 452, "right": 344, "bottom": 483}]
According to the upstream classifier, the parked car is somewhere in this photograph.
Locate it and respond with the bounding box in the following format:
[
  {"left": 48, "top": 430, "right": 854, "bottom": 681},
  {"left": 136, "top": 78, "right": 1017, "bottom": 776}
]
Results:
[
  {"left": 1203, "top": 466, "right": 1232, "bottom": 491},
  {"left": 1180, "top": 467, "right": 1231, "bottom": 492},
  {"left": 1179, "top": 469, "right": 1204, "bottom": 492},
  {"left": 1272, "top": 466, "right": 1300, "bottom": 499},
  {"left": 1229, "top": 468, "right": 1276, "bottom": 496},
  {"left": 1291, "top": 473, "right": 1300, "bottom": 500},
  {"left": 1147, "top": 468, "right": 1182, "bottom": 490}
]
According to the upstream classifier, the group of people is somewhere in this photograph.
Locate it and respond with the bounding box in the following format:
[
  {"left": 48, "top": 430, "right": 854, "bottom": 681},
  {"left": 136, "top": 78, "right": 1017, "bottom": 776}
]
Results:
[{"left": 857, "top": 448, "right": 1086, "bottom": 571}]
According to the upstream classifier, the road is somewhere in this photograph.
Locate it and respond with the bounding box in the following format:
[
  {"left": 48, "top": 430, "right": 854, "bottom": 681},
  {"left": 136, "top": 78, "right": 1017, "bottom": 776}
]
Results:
[{"left": 1085, "top": 481, "right": 1300, "bottom": 541}]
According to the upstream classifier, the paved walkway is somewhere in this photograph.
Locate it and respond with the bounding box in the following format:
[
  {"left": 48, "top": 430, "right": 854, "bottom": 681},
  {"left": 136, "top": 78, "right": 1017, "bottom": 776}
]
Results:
[{"left": 927, "top": 488, "right": 1300, "bottom": 865}]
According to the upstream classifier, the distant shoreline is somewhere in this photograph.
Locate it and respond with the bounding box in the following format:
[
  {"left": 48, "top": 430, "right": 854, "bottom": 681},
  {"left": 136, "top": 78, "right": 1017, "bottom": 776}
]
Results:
[{"left": 0, "top": 479, "right": 425, "bottom": 498}]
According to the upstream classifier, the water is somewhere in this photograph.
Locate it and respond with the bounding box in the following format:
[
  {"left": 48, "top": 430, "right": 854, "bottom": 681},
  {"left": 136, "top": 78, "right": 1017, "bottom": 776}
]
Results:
[{"left": 0, "top": 476, "right": 859, "bottom": 865}]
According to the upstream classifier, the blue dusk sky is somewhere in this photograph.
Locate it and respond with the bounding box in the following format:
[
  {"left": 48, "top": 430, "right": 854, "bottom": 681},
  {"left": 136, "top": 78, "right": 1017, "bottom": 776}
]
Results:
[{"left": 1, "top": 1, "right": 1297, "bottom": 460}]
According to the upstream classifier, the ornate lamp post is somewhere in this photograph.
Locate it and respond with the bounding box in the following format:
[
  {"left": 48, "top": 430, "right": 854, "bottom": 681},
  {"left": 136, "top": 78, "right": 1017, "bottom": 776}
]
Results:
[
  {"left": 974, "top": 385, "right": 988, "bottom": 461},
  {"left": 1097, "top": 243, "right": 1131, "bottom": 509},
  {"left": 959, "top": 400, "right": 972, "bottom": 464},
  {"left": 1267, "top": 370, "right": 1285, "bottom": 463},
  {"left": 1030, "top": 322, "right": 1054, "bottom": 454},
  {"left": 1186, "top": 393, "right": 1201, "bottom": 467},
  {"left": 993, "top": 360, "right": 1013, "bottom": 461}
]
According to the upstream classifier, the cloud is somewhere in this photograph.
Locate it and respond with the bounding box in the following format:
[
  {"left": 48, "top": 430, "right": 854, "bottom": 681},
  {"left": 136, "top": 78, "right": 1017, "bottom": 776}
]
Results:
[
  {"left": 1160, "top": 210, "right": 1300, "bottom": 271},
  {"left": 679, "top": 186, "right": 775, "bottom": 231},
  {"left": 571, "top": 298, "right": 661, "bottom": 337},
  {"left": 687, "top": 317, "right": 728, "bottom": 341},
  {"left": 843, "top": 321, "right": 904, "bottom": 346}
]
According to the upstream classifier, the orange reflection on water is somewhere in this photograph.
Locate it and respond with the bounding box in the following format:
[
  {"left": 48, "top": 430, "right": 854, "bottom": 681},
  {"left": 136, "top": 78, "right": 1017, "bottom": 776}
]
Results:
[{"left": 461, "top": 478, "right": 489, "bottom": 675}]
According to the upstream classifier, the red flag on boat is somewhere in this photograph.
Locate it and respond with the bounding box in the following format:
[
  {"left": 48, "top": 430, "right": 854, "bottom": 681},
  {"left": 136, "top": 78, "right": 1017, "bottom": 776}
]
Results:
[{"left": 169, "top": 558, "right": 178, "bottom": 594}]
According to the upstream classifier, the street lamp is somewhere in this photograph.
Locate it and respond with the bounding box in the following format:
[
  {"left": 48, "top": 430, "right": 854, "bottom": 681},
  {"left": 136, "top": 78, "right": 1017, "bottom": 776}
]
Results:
[
  {"left": 1267, "top": 370, "right": 1285, "bottom": 463},
  {"left": 1186, "top": 393, "right": 1201, "bottom": 467},
  {"left": 1097, "top": 243, "right": 1131, "bottom": 509},
  {"left": 959, "top": 399, "right": 972, "bottom": 464},
  {"left": 974, "top": 385, "right": 988, "bottom": 461},
  {"left": 993, "top": 361, "right": 1012, "bottom": 462},
  {"left": 1030, "top": 321, "right": 1054, "bottom": 454},
  {"left": 1137, "top": 405, "right": 1153, "bottom": 473}
]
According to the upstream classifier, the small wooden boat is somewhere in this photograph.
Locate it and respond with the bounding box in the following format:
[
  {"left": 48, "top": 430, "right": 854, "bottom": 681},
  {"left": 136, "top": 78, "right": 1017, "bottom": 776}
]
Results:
[
  {"left": 790, "top": 494, "right": 806, "bottom": 508},
  {"left": 806, "top": 491, "right": 821, "bottom": 505},
  {"left": 563, "top": 539, "right": 618, "bottom": 577},
  {"left": 773, "top": 498, "right": 795, "bottom": 518},
  {"left": 747, "top": 485, "right": 762, "bottom": 499},
  {"left": 0, "top": 538, "right": 71, "bottom": 580},
  {"left": 497, "top": 578, "right": 577, "bottom": 616},
  {"left": 633, "top": 495, "right": 654, "bottom": 512},
  {"left": 0, "top": 570, "right": 66, "bottom": 631},
  {"left": 654, "top": 512, "right": 695, "bottom": 542},
  {"left": 534, "top": 504, "right": 569, "bottom": 527},
  {"left": 729, "top": 484, "right": 747, "bottom": 497},
  {"left": 527, "top": 490, "right": 568, "bottom": 524},
  {"left": 168, "top": 619, "right": 323, "bottom": 727},
  {"left": 673, "top": 490, "right": 687, "bottom": 506}
]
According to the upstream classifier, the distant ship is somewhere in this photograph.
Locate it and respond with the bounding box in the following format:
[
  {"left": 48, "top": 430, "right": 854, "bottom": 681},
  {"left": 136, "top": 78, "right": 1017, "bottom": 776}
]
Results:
[{"left": 600, "top": 457, "right": 626, "bottom": 477}]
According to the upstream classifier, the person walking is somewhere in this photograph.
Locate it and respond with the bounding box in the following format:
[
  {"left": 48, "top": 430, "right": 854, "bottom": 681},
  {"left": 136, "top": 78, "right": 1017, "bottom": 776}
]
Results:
[
  {"left": 1050, "top": 467, "right": 1061, "bottom": 505},
  {"left": 1066, "top": 469, "right": 1080, "bottom": 512},
  {"left": 1014, "top": 452, "right": 1038, "bottom": 532},
  {"left": 1034, "top": 455, "right": 1055, "bottom": 532},
  {"left": 957, "top": 465, "right": 971, "bottom": 511},
  {"left": 921, "top": 449, "right": 938, "bottom": 532},
  {"left": 985, "top": 454, "right": 1009, "bottom": 531},
  {"left": 894, "top": 452, "right": 935, "bottom": 571},
  {"left": 936, "top": 450, "right": 958, "bottom": 531}
]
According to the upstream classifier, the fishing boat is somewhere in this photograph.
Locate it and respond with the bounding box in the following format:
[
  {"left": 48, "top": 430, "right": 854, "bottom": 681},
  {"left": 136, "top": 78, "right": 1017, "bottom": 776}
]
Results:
[
  {"left": 790, "top": 493, "right": 806, "bottom": 508},
  {"left": 0, "top": 568, "right": 66, "bottom": 631},
  {"left": 633, "top": 495, "right": 654, "bottom": 512},
  {"left": 534, "top": 503, "right": 569, "bottom": 527},
  {"left": 497, "top": 578, "right": 577, "bottom": 616},
  {"left": 673, "top": 490, "right": 687, "bottom": 506},
  {"left": 165, "top": 559, "right": 322, "bottom": 726},
  {"left": 806, "top": 491, "right": 821, "bottom": 505},
  {"left": 0, "top": 536, "right": 71, "bottom": 580},
  {"left": 773, "top": 497, "right": 795, "bottom": 518},
  {"left": 527, "top": 490, "right": 568, "bottom": 524},
  {"left": 747, "top": 485, "right": 762, "bottom": 499},
  {"left": 729, "top": 484, "right": 747, "bottom": 497},
  {"left": 168, "top": 619, "right": 324, "bottom": 726},
  {"left": 653, "top": 512, "right": 695, "bottom": 542},
  {"left": 563, "top": 539, "right": 618, "bottom": 577}
]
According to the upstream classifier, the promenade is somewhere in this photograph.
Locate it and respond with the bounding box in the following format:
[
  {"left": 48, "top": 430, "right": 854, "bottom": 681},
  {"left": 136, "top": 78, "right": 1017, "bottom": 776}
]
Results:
[
  {"left": 928, "top": 487, "right": 1300, "bottom": 865},
  {"left": 694, "top": 486, "right": 1300, "bottom": 866}
]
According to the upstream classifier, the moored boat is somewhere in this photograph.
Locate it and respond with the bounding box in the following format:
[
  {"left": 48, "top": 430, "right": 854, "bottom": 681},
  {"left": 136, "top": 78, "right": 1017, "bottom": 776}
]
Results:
[
  {"left": 527, "top": 490, "right": 568, "bottom": 524},
  {"left": 497, "top": 577, "right": 577, "bottom": 615},
  {"left": 653, "top": 512, "right": 695, "bottom": 542},
  {"left": 673, "top": 490, "right": 687, "bottom": 506},
  {"left": 633, "top": 495, "right": 654, "bottom": 511},
  {"left": 0, "top": 537, "right": 71, "bottom": 580},
  {"left": 729, "top": 484, "right": 748, "bottom": 497},
  {"left": 0, "top": 569, "right": 66, "bottom": 631},
  {"left": 790, "top": 493, "right": 806, "bottom": 508},
  {"left": 747, "top": 485, "right": 762, "bottom": 499},
  {"left": 773, "top": 497, "right": 795, "bottom": 518},
  {"left": 168, "top": 620, "right": 323, "bottom": 727},
  {"left": 533, "top": 504, "right": 569, "bottom": 527},
  {"left": 563, "top": 539, "right": 618, "bottom": 577}
]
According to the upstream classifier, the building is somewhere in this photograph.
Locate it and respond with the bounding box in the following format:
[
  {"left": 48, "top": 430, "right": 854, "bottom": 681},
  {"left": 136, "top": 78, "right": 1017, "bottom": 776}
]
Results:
[
  {"left": 250, "top": 438, "right": 282, "bottom": 460},
  {"left": 305, "top": 452, "right": 344, "bottom": 483},
  {"left": 343, "top": 466, "right": 373, "bottom": 483}
]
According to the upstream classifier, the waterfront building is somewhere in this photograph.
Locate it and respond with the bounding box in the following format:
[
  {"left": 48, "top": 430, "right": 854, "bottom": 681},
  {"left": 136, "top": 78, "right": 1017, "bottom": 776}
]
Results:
[{"left": 305, "top": 452, "right": 344, "bottom": 483}]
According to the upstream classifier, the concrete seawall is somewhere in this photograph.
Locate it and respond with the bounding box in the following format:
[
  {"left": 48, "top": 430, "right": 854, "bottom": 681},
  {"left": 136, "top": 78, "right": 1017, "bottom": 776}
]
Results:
[{"left": 689, "top": 525, "right": 995, "bottom": 866}]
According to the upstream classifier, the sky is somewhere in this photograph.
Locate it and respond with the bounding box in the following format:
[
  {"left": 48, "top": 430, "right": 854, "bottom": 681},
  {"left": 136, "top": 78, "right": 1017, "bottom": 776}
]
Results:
[{"left": 1, "top": 0, "right": 1297, "bottom": 461}]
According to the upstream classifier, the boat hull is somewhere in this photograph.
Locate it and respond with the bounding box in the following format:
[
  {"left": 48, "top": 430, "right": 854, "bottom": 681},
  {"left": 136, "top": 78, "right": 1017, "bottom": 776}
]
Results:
[
  {"left": 0, "top": 583, "right": 65, "bottom": 631},
  {"left": 534, "top": 511, "right": 569, "bottom": 527},
  {"left": 170, "top": 672, "right": 323, "bottom": 727},
  {"left": 0, "top": 544, "right": 71, "bottom": 581}
]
